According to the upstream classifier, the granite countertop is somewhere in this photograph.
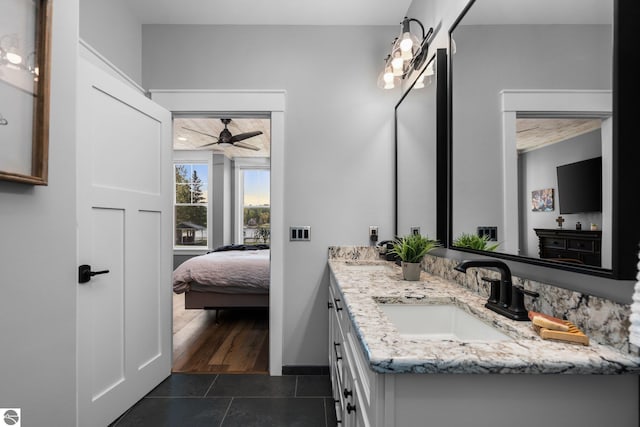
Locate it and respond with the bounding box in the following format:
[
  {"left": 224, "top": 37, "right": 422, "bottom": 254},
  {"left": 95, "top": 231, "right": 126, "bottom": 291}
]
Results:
[{"left": 328, "top": 259, "right": 640, "bottom": 375}]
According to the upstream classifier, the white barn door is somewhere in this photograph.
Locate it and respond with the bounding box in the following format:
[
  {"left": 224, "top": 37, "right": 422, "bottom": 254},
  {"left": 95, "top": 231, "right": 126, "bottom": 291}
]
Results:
[{"left": 76, "top": 58, "right": 172, "bottom": 426}]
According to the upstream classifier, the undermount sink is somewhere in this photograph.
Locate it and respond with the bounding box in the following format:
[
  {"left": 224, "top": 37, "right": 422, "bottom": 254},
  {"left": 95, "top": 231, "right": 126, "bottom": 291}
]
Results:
[{"left": 378, "top": 303, "right": 512, "bottom": 342}]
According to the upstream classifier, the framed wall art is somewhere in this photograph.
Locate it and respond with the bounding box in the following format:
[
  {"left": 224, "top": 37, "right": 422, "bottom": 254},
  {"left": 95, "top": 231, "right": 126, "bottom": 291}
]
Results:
[
  {"left": 0, "top": 0, "right": 52, "bottom": 185},
  {"left": 531, "top": 188, "right": 554, "bottom": 212}
]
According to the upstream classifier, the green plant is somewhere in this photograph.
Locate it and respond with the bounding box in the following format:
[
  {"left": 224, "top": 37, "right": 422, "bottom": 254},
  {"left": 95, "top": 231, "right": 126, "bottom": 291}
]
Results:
[
  {"left": 453, "top": 233, "right": 500, "bottom": 251},
  {"left": 255, "top": 226, "right": 271, "bottom": 243},
  {"left": 390, "top": 234, "right": 440, "bottom": 263}
]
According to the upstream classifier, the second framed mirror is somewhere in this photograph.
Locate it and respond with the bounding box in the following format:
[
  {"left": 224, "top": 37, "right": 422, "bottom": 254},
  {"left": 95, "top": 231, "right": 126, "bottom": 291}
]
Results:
[{"left": 395, "top": 48, "right": 448, "bottom": 244}]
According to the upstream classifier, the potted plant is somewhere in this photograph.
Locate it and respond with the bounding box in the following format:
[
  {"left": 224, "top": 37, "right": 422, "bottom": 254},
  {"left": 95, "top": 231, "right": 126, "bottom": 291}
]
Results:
[
  {"left": 453, "top": 233, "right": 500, "bottom": 251},
  {"left": 390, "top": 234, "right": 440, "bottom": 281}
]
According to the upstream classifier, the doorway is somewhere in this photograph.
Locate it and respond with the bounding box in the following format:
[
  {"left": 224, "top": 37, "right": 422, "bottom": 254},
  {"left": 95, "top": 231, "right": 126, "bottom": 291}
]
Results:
[
  {"left": 151, "top": 89, "right": 285, "bottom": 375},
  {"left": 171, "top": 115, "right": 271, "bottom": 373}
]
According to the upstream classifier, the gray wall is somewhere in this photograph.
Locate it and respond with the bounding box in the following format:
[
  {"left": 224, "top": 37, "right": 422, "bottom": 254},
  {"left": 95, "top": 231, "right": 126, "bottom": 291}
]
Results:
[
  {"left": 0, "top": 0, "right": 79, "bottom": 425},
  {"left": 518, "top": 130, "right": 602, "bottom": 258},
  {"left": 80, "top": 0, "right": 142, "bottom": 84},
  {"left": 450, "top": 24, "right": 611, "bottom": 243},
  {"left": 142, "top": 24, "right": 399, "bottom": 365},
  {"left": 396, "top": 65, "right": 438, "bottom": 238}
]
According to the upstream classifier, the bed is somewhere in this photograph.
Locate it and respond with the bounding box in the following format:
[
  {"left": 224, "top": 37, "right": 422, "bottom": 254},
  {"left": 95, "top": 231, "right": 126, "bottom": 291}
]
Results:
[{"left": 173, "top": 244, "right": 270, "bottom": 311}]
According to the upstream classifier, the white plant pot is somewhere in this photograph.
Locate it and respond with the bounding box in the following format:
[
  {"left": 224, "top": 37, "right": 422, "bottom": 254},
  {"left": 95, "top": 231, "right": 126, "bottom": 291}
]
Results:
[{"left": 401, "top": 261, "right": 422, "bottom": 281}]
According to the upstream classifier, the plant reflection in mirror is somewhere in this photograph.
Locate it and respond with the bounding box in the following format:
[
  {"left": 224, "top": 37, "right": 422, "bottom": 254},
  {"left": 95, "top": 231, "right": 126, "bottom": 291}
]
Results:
[{"left": 453, "top": 233, "right": 500, "bottom": 251}]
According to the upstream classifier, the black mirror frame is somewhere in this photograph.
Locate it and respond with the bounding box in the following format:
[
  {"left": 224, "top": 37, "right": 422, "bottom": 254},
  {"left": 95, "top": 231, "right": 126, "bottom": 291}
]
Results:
[
  {"left": 394, "top": 48, "right": 449, "bottom": 245},
  {"left": 446, "top": 0, "right": 639, "bottom": 280}
]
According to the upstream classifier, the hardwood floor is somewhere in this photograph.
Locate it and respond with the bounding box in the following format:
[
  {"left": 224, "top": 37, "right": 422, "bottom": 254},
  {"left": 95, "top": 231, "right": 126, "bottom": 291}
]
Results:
[{"left": 172, "top": 293, "right": 269, "bottom": 374}]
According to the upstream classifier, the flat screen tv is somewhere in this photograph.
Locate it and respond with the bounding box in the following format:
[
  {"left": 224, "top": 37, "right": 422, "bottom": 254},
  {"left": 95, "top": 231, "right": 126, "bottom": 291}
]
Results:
[{"left": 556, "top": 156, "right": 602, "bottom": 214}]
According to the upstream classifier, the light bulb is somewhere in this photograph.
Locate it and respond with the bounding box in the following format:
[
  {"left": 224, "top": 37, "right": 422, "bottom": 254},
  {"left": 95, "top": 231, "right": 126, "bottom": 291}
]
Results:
[
  {"left": 383, "top": 69, "right": 394, "bottom": 84},
  {"left": 399, "top": 33, "right": 413, "bottom": 52},
  {"left": 384, "top": 81, "right": 395, "bottom": 89},
  {"left": 6, "top": 51, "right": 22, "bottom": 65},
  {"left": 391, "top": 53, "right": 404, "bottom": 76}
]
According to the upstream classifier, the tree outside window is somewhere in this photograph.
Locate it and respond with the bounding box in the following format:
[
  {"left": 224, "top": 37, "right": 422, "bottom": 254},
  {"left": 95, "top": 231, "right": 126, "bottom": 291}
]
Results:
[
  {"left": 243, "top": 169, "right": 270, "bottom": 244},
  {"left": 175, "top": 163, "right": 208, "bottom": 247}
]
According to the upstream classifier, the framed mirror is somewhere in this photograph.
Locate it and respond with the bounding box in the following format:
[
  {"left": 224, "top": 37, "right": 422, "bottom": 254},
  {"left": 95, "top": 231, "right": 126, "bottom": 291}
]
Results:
[
  {"left": 0, "top": 0, "right": 52, "bottom": 185},
  {"left": 395, "top": 48, "right": 447, "bottom": 244},
  {"left": 448, "top": 0, "right": 637, "bottom": 280}
]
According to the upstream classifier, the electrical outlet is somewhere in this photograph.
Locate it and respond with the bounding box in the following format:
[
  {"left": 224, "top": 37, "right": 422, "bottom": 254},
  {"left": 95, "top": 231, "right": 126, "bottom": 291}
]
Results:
[
  {"left": 369, "top": 226, "right": 379, "bottom": 242},
  {"left": 411, "top": 226, "right": 421, "bottom": 236}
]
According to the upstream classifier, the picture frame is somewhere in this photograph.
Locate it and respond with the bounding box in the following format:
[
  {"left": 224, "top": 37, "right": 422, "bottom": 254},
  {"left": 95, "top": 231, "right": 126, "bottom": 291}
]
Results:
[
  {"left": 531, "top": 188, "right": 554, "bottom": 212},
  {"left": 0, "top": 0, "right": 52, "bottom": 185}
]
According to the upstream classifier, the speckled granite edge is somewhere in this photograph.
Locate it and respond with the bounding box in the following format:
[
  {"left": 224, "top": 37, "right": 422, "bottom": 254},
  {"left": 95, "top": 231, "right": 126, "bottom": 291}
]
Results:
[{"left": 328, "top": 246, "right": 632, "bottom": 351}]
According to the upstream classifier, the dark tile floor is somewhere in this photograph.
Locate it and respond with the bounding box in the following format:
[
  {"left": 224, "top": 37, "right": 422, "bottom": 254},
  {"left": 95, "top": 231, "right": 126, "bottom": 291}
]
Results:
[{"left": 110, "top": 374, "right": 337, "bottom": 427}]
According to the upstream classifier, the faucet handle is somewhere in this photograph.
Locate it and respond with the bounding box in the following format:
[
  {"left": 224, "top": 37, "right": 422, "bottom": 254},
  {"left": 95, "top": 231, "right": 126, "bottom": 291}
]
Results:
[
  {"left": 509, "top": 284, "right": 540, "bottom": 320},
  {"left": 481, "top": 276, "right": 500, "bottom": 305},
  {"left": 512, "top": 284, "right": 539, "bottom": 299}
]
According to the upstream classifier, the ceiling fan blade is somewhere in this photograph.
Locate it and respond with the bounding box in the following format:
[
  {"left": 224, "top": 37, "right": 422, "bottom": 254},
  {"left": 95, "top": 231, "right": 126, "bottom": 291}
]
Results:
[
  {"left": 230, "top": 131, "right": 263, "bottom": 142},
  {"left": 198, "top": 141, "right": 221, "bottom": 147},
  {"left": 233, "top": 140, "right": 261, "bottom": 151},
  {"left": 182, "top": 127, "right": 219, "bottom": 140}
]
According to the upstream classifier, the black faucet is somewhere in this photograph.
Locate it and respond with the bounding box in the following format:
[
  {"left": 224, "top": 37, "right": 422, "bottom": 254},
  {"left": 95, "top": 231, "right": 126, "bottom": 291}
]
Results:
[{"left": 454, "top": 259, "right": 538, "bottom": 321}]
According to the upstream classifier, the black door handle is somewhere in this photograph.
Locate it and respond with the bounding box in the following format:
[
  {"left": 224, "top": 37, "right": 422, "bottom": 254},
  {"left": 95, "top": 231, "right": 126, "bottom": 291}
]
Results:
[{"left": 78, "top": 264, "right": 110, "bottom": 284}]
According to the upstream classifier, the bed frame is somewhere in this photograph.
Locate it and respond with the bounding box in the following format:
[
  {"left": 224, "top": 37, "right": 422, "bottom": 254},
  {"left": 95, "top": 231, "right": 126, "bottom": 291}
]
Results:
[{"left": 184, "top": 290, "right": 269, "bottom": 310}]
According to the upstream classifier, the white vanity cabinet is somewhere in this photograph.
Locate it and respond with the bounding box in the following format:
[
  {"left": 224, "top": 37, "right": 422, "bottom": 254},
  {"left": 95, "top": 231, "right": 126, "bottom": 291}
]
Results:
[
  {"left": 329, "top": 276, "right": 380, "bottom": 426},
  {"left": 328, "top": 269, "right": 639, "bottom": 427}
]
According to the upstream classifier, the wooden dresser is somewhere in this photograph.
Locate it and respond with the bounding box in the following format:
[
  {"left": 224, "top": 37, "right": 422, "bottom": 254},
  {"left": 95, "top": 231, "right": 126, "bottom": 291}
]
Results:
[{"left": 534, "top": 228, "right": 602, "bottom": 267}]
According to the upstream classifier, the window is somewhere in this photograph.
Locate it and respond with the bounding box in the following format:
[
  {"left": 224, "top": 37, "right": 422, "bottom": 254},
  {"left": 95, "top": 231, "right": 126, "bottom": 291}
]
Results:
[
  {"left": 174, "top": 163, "right": 208, "bottom": 247},
  {"left": 242, "top": 169, "right": 270, "bottom": 244}
]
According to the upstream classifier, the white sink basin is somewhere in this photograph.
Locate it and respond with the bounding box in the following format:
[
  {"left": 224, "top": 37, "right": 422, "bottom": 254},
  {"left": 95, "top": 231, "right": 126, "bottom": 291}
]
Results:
[{"left": 378, "top": 304, "right": 512, "bottom": 342}]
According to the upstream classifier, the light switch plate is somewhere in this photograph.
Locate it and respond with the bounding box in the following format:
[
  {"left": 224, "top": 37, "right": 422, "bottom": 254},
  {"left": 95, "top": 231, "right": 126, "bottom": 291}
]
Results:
[{"left": 290, "top": 226, "right": 311, "bottom": 241}]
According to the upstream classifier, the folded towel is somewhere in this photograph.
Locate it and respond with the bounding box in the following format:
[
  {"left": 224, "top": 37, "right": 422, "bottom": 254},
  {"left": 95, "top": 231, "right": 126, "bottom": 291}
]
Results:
[
  {"left": 628, "top": 250, "right": 640, "bottom": 347},
  {"left": 630, "top": 312, "right": 640, "bottom": 325}
]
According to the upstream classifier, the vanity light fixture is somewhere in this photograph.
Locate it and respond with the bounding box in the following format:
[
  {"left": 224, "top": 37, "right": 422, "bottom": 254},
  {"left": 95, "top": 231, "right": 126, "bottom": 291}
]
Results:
[
  {"left": 413, "top": 61, "right": 435, "bottom": 89},
  {"left": 377, "top": 17, "right": 433, "bottom": 90},
  {"left": 0, "top": 34, "right": 38, "bottom": 81},
  {"left": 0, "top": 34, "right": 23, "bottom": 66}
]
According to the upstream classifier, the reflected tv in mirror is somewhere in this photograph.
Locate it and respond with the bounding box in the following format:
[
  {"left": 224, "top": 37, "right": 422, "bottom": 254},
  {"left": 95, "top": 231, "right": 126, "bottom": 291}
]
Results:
[{"left": 556, "top": 157, "right": 602, "bottom": 214}]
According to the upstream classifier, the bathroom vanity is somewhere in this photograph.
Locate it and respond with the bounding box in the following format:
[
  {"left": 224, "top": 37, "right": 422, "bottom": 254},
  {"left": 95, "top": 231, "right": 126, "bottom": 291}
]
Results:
[{"left": 327, "top": 255, "right": 640, "bottom": 427}]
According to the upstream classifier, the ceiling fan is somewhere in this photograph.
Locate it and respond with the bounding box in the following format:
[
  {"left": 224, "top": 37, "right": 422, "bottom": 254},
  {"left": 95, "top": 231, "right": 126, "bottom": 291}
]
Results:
[{"left": 182, "top": 118, "right": 262, "bottom": 151}]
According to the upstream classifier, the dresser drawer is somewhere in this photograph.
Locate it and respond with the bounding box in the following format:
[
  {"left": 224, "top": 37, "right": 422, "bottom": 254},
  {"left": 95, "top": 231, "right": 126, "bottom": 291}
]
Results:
[
  {"left": 567, "top": 239, "right": 596, "bottom": 253},
  {"left": 540, "top": 237, "right": 566, "bottom": 249}
]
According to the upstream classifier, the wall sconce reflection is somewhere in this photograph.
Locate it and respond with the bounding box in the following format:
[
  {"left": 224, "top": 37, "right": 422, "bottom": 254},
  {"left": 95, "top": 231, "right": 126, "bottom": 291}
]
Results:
[{"left": 0, "top": 34, "right": 38, "bottom": 80}]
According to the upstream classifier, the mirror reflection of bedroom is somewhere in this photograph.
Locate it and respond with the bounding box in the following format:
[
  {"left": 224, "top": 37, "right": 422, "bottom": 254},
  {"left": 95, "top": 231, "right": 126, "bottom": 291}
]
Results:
[{"left": 171, "top": 114, "right": 271, "bottom": 374}]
